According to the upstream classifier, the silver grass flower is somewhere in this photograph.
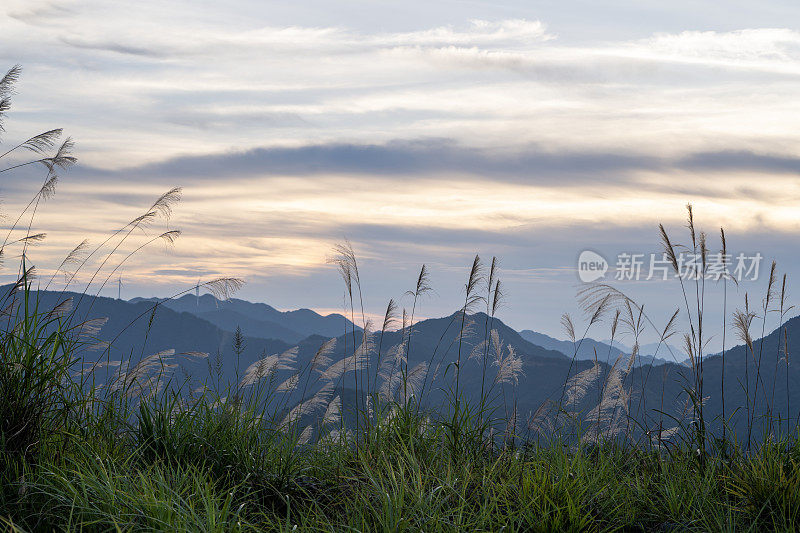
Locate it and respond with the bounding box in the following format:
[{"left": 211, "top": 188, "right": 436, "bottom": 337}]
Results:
[
  {"left": 298, "top": 426, "right": 313, "bottom": 445},
  {"left": 277, "top": 373, "right": 300, "bottom": 393},
  {"left": 282, "top": 381, "right": 335, "bottom": 426},
  {"left": 310, "top": 338, "right": 337, "bottom": 372},
  {"left": 322, "top": 396, "right": 341, "bottom": 426},
  {"left": 240, "top": 347, "right": 297, "bottom": 387},
  {"left": 397, "top": 362, "right": 428, "bottom": 404},
  {"left": 564, "top": 361, "right": 602, "bottom": 406}
]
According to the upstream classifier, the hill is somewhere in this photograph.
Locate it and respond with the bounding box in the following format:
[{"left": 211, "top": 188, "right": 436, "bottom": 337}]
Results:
[
  {"left": 16, "top": 288, "right": 800, "bottom": 440},
  {"left": 519, "top": 329, "right": 675, "bottom": 366},
  {"left": 130, "top": 293, "right": 357, "bottom": 343}
]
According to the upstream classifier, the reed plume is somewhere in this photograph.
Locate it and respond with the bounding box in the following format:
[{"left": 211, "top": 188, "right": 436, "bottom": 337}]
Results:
[
  {"left": 373, "top": 298, "right": 397, "bottom": 396},
  {"left": 239, "top": 347, "right": 298, "bottom": 388},
  {"left": 564, "top": 360, "right": 602, "bottom": 407},
  {"left": 322, "top": 395, "right": 342, "bottom": 426},
  {"left": 310, "top": 338, "right": 337, "bottom": 372},
  {"left": 397, "top": 362, "right": 428, "bottom": 404},
  {"left": 492, "top": 337, "right": 523, "bottom": 386},
  {"left": 455, "top": 254, "right": 483, "bottom": 403},
  {"left": 283, "top": 381, "right": 334, "bottom": 426}
]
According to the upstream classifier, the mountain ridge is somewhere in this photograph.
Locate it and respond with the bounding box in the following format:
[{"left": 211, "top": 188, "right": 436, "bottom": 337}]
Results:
[{"left": 130, "top": 293, "right": 358, "bottom": 343}]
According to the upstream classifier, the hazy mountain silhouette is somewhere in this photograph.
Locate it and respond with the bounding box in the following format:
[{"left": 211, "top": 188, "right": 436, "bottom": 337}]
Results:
[
  {"left": 700, "top": 313, "right": 800, "bottom": 435},
  {"left": 130, "top": 293, "right": 357, "bottom": 343},
  {"left": 13, "top": 289, "right": 294, "bottom": 387},
  {"left": 13, "top": 288, "right": 800, "bottom": 440},
  {"left": 519, "top": 330, "right": 624, "bottom": 362},
  {"left": 604, "top": 339, "right": 686, "bottom": 365},
  {"left": 519, "top": 330, "right": 674, "bottom": 366}
]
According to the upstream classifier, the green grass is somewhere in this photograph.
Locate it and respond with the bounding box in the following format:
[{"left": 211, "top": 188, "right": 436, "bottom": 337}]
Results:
[{"left": 6, "top": 405, "right": 800, "bottom": 532}]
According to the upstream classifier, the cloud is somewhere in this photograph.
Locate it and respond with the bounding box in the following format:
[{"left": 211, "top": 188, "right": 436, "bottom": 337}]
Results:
[
  {"left": 2, "top": 1, "right": 800, "bottom": 338},
  {"left": 374, "top": 19, "right": 553, "bottom": 47},
  {"left": 100, "top": 139, "right": 649, "bottom": 183},
  {"left": 644, "top": 29, "right": 800, "bottom": 65},
  {"left": 73, "top": 140, "right": 799, "bottom": 187},
  {"left": 6, "top": 1, "right": 75, "bottom": 26},
  {"left": 21, "top": 14, "right": 553, "bottom": 60},
  {"left": 152, "top": 268, "right": 217, "bottom": 277},
  {"left": 58, "top": 36, "right": 168, "bottom": 58},
  {"left": 679, "top": 150, "right": 800, "bottom": 174},
  {"left": 3, "top": 7, "right": 799, "bottom": 170},
  {"left": 163, "top": 110, "right": 310, "bottom": 130}
]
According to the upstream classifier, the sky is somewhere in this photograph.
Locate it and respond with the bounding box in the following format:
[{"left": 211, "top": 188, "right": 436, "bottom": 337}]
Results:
[{"left": 1, "top": 0, "right": 800, "bottom": 351}]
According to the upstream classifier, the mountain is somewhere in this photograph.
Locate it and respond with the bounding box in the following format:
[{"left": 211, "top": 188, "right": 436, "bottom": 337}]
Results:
[
  {"left": 604, "top": 339, "right": 686, "bottom": 365},
  {"left": 6, "top": 289, "right": 575, "bottom": 430},
  {"left": 12, "top": 287, "right": 800, "bottom": 442},
  {"left": 129, "top": 293, "right": 357, "bottom": 343},
  {"left": 519, "top": 330, "right": 624, "bottom": 363},
  {"left": 519, "top": 330, "right": 673, "bottom": 366},
  {"left": 700, "top": 313, "right": 800, "bottom": 432},
  {"left": 288, "top": 310, "right": 568, "bottom": 391},
  {"left": 277, "top": 311, "right": 571, "bottom": 419},
  {"left": 10, "top": 289, "right": 295, "bottom": 388},
  {"left": 501, "top": 317, "right": 800, "bottom": 441}
]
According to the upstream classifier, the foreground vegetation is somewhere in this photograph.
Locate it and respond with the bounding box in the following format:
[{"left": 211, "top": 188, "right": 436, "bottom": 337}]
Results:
[
  {"left": 2, "top": 309, "right": 800, "bottom": 532},
  {"left": 1, "top": 295, "right": 799, "bottom": 532},
  {"left": 3, "top": 63, "right": 800, "bottom": 531}
]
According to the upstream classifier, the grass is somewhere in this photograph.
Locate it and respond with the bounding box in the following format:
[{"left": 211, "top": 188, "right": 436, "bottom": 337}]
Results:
[
  {"left": 5, "top": 363, "right": 800, "bottom": 532},
  {"left": 3, "top": 270, "right": 800, "bottom": 532},
  {"left": 3, "top": 64, "right": 800, "bottom": 531}
]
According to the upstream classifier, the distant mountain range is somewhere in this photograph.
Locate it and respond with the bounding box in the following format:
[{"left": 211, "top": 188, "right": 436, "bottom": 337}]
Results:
[
  {"left": 603, "top": 339, "right": 687, "bottom": 365},
  {"left": 10, "top": 287, "right": 800, "bottom": 441},
  {"left": 130, "top": 294, "right": 357, "bottom": 343},
  {"left": 519, "top": 330, "right": 677, "bottom": 366}
]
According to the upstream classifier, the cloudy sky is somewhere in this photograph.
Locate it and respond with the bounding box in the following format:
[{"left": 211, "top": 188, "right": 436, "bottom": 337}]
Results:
[{"left": 1, "top": 0, "right": 799, "bottom": 349}]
